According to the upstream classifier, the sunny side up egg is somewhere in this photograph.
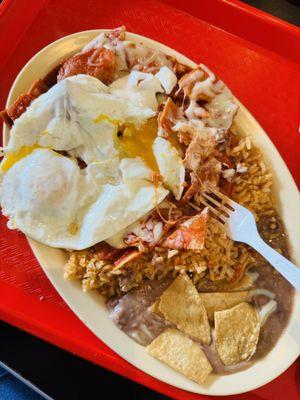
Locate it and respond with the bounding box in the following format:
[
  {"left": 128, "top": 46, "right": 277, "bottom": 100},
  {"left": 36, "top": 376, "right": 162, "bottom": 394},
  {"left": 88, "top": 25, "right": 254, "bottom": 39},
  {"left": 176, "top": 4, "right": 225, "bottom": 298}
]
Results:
[{"left": 0, "top": 69, "right": 185, "bottom": 250}]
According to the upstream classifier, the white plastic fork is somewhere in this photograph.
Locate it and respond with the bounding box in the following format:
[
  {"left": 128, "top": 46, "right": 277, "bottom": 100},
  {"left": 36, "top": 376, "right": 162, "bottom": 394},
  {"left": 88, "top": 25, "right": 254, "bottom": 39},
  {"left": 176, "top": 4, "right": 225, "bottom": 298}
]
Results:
[{"left": 199, "top": 185, "right": 300, "bottom": 292}]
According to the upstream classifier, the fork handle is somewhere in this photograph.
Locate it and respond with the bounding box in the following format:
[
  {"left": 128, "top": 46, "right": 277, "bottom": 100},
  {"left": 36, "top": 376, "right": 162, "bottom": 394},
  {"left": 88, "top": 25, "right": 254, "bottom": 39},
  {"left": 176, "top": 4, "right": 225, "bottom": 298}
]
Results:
[{"left": 248, "top": 235, "right": 300, "bottom": 292}]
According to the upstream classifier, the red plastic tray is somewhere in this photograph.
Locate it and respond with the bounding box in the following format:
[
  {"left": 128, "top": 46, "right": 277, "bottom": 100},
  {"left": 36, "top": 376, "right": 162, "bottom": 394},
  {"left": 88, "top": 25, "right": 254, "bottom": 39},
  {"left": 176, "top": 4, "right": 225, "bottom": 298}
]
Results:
[{"left": 0, "top": 0, "right": 299, "bottom": 398}]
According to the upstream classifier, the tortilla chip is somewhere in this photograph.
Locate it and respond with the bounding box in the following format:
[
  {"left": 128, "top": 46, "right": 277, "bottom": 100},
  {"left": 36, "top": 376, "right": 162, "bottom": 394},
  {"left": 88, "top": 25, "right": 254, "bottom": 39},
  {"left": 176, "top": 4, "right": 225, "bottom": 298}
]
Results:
[
  {"left": 197, "top": 272, "right": 254, "bottom": 293},
  {"left": 158, "top": 273, "right": 211, "bottom": 344},
  {"left": 215, "top": 302, "right": 260, "bottom": 365},
  {"left": 198, "top": 156, "right": 222, "bottom": 188},
  {"left": 150, "top": 299, "right": 163, "bottom": 316},
  {"left": 178, "top": 65, "right": 215, "bottom": 101},
  {"left": 221, "top": 273, "right": 254, "bottom": 291},
  {"left": 147, "top": 328, "right": 212, "bottom": 384},
  {"left": 158, "top": 97, "right": 179, "bottom": 135},
  {"left": 183, "top": 129, "right": 217, "bottom": 171},
  {"left": 199, "top": 291, "right": 249, "bottom": 322}
]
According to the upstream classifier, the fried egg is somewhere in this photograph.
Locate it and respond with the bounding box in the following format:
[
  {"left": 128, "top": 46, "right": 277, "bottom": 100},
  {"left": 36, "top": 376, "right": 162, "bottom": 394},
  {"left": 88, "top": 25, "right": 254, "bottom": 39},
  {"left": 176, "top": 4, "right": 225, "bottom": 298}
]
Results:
[
  {"left": 0, "top": 148, "right": 168, "bottom": 249},
  {"left": 0, "top": 68, "right": 181, "bottom": 249},
  {"left": 5, "top": 74, "right": 158, "bottom": 164}
]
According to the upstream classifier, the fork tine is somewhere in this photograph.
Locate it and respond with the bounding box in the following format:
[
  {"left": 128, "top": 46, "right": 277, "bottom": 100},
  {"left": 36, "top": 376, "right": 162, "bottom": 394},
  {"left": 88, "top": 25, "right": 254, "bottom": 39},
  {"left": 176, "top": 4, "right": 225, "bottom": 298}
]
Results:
[
  {"left": 188, "top": 202, "right": 201, "bottom": 212},
  {"left": 198, "top": 197, "right": 226, "bottom": 223},
  {"left": 201, "top": 192, "right": 231, "bottom": 217},
  {"left": 205, "top": 183, "right": 235, "bottom": 210},
  {"left": 189, "top": 199, "right": 226, "bottom": 224}
]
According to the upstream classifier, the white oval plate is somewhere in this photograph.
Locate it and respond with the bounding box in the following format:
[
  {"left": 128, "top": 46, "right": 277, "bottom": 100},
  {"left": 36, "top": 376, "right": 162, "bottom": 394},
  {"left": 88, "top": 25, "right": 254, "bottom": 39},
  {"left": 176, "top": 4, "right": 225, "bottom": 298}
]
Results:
[{"left": 3, "top": 30, "right": 300, "bottom": 396}]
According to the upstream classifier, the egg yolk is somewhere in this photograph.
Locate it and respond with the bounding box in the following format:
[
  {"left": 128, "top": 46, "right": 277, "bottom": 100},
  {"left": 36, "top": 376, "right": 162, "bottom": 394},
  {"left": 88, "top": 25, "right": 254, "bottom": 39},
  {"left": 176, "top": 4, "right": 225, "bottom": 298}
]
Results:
[
  {"left": 118, "top": 118, "right": 182, "bottom": 172},
  {"left": 2, "top": 116, "right": 183, "bottom": 174},
  {"left": 118, "top": 118, "right": 159, "bottom": 171},
  {"left": 1, "top": 145, "right": 41, "bottom": 172},
  {"left": 95, "top": 114, "right": 182, "bottom": 172}
]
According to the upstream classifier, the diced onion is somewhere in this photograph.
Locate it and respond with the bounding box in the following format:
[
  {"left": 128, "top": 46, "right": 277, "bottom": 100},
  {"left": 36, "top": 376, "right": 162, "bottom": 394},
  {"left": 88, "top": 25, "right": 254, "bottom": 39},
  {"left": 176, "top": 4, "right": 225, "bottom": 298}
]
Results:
[
  {"left": 249, "top": 288, "right": 275, "bottom": 299},
  {"left": 246, "top": 270, "right": 259, "bottom": 283},
  {"left": 259, "top": 300, "right": 277, "bottom": 327}
]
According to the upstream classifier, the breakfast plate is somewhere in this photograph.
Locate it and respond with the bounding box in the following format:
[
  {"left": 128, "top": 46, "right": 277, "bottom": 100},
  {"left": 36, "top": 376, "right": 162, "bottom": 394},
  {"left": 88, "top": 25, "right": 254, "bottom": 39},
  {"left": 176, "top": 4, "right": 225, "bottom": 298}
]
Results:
[{"left": 1, "top": 29, "right": 300, "bottom": 395}]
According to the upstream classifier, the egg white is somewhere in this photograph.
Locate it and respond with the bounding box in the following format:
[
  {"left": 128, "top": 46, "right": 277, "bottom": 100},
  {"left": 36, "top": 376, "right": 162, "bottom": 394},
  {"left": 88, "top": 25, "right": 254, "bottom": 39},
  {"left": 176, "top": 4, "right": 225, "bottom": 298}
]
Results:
[
  {"left": 6, "top": 74, "right": 159, "bottom": 164},
  {"left": 0, "top": 69, "right": 181, "bottom": 249},
  {"left": 119, "top": 157, "right": 153, "bottom": 183},
  {"left": 152, "top": 137, "right": 185, "bottom": 201},
  {"left": 0, "top": 148, "right": 168, "bottom": 249}
]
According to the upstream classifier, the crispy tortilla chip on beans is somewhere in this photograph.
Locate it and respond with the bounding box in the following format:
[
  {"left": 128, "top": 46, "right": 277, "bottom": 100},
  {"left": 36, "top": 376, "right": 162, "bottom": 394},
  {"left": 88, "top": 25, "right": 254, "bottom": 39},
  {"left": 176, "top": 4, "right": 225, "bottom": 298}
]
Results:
[
  {"left": 197, "top": 272, "right": 254, "bottom": 293},
  {"left": 57, "top": 47, "right": 116, "bottom": 84},
  {"left": 147, "top": 328, "right": 212, "bottom": 384},
  {"left": 150, "top": 299, "right": 163, "bottom": 316},
  {"left": 215, "top": 302, "right": 260, "bottom": 365},
  {"left": 199, "top": 291, "right": 249, "bottom": 322},
  {"left": 163, "top": 207, "right": 209, "bottom": 251},
  {"left": 158, "top": 273, "right": 211, "bottom": 344}
]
